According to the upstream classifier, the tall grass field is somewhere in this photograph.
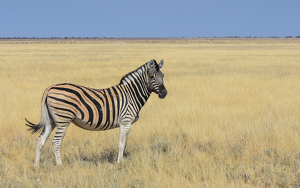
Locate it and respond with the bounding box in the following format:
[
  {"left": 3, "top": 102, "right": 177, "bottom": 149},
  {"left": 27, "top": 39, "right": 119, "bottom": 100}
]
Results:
[{"left": 1, "top": 38, "right": 300, "bottom": 187}]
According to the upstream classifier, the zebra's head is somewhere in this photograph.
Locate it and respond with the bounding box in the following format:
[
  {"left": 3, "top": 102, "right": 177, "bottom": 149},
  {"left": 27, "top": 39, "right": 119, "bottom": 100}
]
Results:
[{"left": 147, "top": 59, "right": 168, "bottom": 99}]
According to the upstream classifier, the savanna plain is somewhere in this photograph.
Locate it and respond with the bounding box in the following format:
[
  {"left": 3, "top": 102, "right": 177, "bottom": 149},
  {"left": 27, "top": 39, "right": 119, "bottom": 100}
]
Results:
[{"left": 1, "top": 38, "right": 300, "bottom": 187}]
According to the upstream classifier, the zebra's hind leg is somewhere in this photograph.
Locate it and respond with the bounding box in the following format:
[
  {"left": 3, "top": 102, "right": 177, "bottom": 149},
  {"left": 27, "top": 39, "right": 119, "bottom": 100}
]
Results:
[
  {"left": 34, "top": 121, "right": 55, "bottom": 166},
  {"left": 117, "top": 123, "right": 131, "bottom": 163},
  {"left": 52, "top": 122, "right": 70, "bottom": 165}
]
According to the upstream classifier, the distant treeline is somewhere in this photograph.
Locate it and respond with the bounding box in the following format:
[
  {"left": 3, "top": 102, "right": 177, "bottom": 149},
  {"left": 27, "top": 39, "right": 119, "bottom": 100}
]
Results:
[
  {"left": 0, "top": 37, "right": 103, "bottom": 39},
  {"left": 226, "top": 36, "right": 300, "bottom": 38},
  {"left": 0, "top": 36, "right": 300, "bottom": 39}
]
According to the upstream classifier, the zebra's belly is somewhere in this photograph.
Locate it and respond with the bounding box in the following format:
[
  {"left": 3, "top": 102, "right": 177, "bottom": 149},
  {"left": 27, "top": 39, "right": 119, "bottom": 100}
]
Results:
[{"left": 72, "top": 117, "right": 119, "bottom": 131}]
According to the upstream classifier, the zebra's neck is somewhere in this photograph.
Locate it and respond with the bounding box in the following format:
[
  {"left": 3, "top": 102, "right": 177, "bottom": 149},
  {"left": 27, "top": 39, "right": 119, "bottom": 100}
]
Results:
[{"left": 118, "top": 65, "right": 151, "bottom": 108}]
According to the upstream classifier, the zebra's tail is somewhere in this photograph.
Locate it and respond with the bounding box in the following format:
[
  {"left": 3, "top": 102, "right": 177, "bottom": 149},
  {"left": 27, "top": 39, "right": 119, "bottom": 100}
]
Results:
[
  {"left": 25, "top": 118, "right": 43, "bottom": 134},
  {"left": 25, "top": 90, "right": 51, "bottom": 134}
]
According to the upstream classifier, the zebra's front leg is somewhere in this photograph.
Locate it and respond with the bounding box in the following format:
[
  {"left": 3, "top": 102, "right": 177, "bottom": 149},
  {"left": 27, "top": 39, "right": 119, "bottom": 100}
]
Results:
[{"left": 117, "top": 123, "right": 131, "bottom": 163}]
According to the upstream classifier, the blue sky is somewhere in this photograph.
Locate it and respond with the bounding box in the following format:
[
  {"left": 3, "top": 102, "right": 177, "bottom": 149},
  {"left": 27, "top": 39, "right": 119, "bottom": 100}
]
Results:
[{"left": 1, "top": 0, "right": 299, "bottom": 38}]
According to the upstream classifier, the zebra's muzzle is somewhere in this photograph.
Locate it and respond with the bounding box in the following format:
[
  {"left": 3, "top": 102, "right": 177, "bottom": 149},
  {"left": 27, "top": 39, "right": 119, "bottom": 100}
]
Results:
[{"left": 158, "top": 85, "right": 167, "bottom": 99}]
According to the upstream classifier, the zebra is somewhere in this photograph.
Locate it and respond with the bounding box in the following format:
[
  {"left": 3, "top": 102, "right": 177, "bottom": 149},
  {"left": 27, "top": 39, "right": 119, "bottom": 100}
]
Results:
[{"left": 25, "top": 59, "right": 167, "bottom": 166}]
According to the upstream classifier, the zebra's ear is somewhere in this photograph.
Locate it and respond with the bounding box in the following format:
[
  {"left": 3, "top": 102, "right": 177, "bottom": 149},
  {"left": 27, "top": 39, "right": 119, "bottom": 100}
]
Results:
[
  {"left": 148, "top": 59, "right": 156, "bottom": 68},
  {"left": 158, "top": 59, "right": 164, "bottom": 69}
]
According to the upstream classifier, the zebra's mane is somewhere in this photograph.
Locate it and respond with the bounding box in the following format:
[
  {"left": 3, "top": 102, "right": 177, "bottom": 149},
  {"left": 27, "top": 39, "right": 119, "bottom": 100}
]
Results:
[
  {"left": 119, "top": 64, "right": 147, "bottom": 85},
  {"left": 119, "top": 60, "right": 160, "bottom": 85}
]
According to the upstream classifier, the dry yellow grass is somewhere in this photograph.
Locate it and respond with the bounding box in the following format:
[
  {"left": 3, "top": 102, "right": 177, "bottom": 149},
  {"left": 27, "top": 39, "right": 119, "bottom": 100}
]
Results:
[{"left": 1, "top": 39, "right": 300, "bottom": 187}]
